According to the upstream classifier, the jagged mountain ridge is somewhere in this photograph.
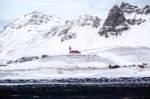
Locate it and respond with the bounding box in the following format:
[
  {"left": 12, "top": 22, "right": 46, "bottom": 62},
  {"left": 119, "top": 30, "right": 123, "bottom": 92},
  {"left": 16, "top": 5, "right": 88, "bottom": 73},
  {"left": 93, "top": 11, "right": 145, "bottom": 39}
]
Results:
[
  {"left": 0, "top": 11, "right": 102, "bottom": 58},
  {"left": 0, "top": 2, "right": 150, "bottom": 58},
  {"left": 99, "top": 2, "right": 150, "bottom": 37},
  {"left": 1, "top": 12, "right": 101, "bottom": 41}
]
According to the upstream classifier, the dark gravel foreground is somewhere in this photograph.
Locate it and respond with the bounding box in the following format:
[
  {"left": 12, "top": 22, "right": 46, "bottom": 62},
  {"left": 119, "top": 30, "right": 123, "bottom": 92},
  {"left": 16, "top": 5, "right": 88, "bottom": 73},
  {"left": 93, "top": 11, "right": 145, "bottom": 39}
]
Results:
[{"left": 0, "top": 77, "right": 150, "bottom": 99}]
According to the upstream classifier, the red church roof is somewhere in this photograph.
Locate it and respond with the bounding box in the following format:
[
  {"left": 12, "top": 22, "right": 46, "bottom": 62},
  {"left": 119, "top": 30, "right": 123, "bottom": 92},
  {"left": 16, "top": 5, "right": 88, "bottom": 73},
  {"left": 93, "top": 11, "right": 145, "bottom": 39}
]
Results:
[
  {"left": 69, "top": 50, "right": 81, "bottom": 54},
  {"left": 69, "top": 46, "right": 81, "bottom": 55}
]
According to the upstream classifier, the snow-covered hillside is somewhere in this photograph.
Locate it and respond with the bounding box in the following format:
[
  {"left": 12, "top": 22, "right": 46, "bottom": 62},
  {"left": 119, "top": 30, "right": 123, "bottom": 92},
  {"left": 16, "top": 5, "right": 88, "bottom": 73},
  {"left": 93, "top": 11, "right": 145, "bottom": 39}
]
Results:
[
  {"left": 0, "top": 11, "right": 102, "bottom": 59},
  {"left": 0, "top": 2, "right": 150, "bottom": 79},
  {"left": 0, "top": 2, "right": 150, "bottom": 59},
  {"left": 0, "top": 48, "right": 150, "bottom": 79}
]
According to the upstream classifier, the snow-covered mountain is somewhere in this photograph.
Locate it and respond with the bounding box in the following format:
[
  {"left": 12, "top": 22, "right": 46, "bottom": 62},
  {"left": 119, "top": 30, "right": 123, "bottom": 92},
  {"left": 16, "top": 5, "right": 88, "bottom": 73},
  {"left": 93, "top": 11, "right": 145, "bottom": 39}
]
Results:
[
  {"left": 0, "top": 11, "right": 102, "bottom": 58},
  {"left": 0, "top": 2, "right": 150, "bottom": 59},
  {"left": 99, "top": 2, "right": 150, "bottom": 37},
  {"left": 0, "top": 2, "right": 150, "bottom": 79}
]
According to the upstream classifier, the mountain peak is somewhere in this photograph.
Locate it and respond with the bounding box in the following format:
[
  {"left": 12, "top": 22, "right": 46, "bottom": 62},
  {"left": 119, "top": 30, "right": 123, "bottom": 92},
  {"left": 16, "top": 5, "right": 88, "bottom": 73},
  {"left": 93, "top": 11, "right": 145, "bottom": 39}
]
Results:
[
  {"left": 120, "top": 2, "right": 150, "bottom": 15},
  {"left": 74, "top": 14, "right": 101, "bottom": 28},
  {"left": 105, "top": 5, "right": 125, "bottom": 27},
  {"left": 99, "top": 2, "right": 150, "bottom": 38},
  {"left": 120, "top": 2, "right": 138, "bottom": 9},
  {"left": 7, "top": 11, "right": 63, "bottom": 29},
  {"left": 143, "top": 5, "right": 150, "bottom": 14},
  {"left": 24, "top": 11, "right": 43, "bottom": 16},
  {"left": 24, "top": 11, "right": 62, "bottom": 20},
  {"left": 99, "top": 4, "right": 128, "bottom": 38}
]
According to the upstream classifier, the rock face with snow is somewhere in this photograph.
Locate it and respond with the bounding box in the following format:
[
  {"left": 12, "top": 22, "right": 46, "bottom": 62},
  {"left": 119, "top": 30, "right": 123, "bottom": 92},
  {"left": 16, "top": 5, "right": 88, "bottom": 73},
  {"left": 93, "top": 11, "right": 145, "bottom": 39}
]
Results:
[
  {"left": 60, "top": 15, "right": 101, "bottom": 42},
  {"left": 99, "top": 2, "right": 150, "bottom": 38},
  {"left": 121, "top": 2, "right": 150, "bottom": 15},
  {"left": 0, "top": 11, "right": 102, "bottom": 58},
  {"left": 99, "top": 5, "right": 128, "bottom": 37},
  {"left": 105, "top": 5, "right": 126, "bottom": 27}
]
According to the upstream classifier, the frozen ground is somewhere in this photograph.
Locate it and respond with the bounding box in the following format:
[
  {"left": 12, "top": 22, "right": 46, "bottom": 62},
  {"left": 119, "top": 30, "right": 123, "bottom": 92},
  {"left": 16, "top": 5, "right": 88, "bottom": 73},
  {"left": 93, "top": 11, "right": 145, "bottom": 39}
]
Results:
[
  {"left": 96, "top": 46, "right": 150, "bottom": 65},
  {"left": 0, "top": 47, "right": 150, "bottom": 79}
]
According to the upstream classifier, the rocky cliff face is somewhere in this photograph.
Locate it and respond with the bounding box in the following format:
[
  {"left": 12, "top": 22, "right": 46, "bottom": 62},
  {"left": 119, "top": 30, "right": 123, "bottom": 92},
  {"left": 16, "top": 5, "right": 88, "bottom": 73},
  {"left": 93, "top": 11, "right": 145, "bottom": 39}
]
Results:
[
  {"left": 121, "top": 2, "right": 150, "bottom": 15},
  {"left": 104, "top": 5, "right": 126, "bottom": 27},
  {"left": 99, "top": 5, "right": 128, "bottom": 38},
  {"left": 99, "top": 2, "right": 150, "bottom": 38}
]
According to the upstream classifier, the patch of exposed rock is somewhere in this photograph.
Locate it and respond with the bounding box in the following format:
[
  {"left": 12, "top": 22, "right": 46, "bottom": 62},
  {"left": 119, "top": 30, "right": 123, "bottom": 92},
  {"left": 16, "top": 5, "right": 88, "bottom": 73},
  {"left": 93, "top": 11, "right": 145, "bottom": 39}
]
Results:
[
  {"left": 99, "top": 2, "right": 149, "bottom": 38},
  {"left": 99, "top": 5, "right": 129, "bottom": 38}
]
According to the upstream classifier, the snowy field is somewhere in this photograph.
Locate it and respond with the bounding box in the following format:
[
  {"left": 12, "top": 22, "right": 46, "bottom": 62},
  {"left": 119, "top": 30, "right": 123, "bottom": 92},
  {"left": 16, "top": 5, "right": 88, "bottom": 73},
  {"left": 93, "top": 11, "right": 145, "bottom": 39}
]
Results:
[{"left": 0, "top": 47, "right": 150, "bottom": 79}]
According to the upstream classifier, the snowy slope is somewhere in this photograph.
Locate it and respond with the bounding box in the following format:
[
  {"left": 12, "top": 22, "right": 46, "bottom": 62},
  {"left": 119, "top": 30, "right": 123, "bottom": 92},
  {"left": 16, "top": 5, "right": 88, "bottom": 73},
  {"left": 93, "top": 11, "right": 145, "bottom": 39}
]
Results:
[
  {"left": 96, "top": 47, "right": 150, "bottom": 65},
  {"left": 0, "top": 12, "right": 66, "bottom": 59},
  {"left": 0, "top": 51, "right": 150, "bottom": 79}
]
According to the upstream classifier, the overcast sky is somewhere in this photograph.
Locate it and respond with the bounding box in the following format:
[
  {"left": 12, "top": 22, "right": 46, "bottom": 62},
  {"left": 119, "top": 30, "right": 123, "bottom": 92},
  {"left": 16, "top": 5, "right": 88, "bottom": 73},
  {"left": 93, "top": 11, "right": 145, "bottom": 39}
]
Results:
[{"left": 0, "top": 0, "right": 150, "bottom": 27}]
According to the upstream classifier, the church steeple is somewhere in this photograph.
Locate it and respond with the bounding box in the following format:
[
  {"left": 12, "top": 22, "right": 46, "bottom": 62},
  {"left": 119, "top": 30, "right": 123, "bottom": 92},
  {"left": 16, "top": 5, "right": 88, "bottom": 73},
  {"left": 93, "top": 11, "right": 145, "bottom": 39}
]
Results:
[{"left": 69, "top": 46, "right": 72, "bottom": 51}]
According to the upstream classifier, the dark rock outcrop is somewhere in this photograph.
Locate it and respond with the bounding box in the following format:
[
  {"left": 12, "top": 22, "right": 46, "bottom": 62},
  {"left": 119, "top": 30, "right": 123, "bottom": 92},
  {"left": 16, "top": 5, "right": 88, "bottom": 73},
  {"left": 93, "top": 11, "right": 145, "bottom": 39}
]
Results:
[
  {"left": 41, "top": 55, "right": 49, "bottom": 58},
  {"left": 99, "top": 2, "right": 149, "bottom": 38},
  {"left": 7, "top": 55, "right": 47, "bottom": 64},
  {"left": 120, "top": 2, "right": 139, "bottom": 14},
  {"left": 58, "top": 15, "right": 101, "bottom": 42},
  {"left": 143, "top": 5, "right": 150, "bottom": 14},
  {"left": 120, "top": 2, "right": 150, "bottom": 15},
  {"left": 99, "top": 5, "right": 128, "bottom": 37},
  {"left": 57, "top": 21, "right": 77, "bottom": 42},
  {"left": 109, "top": 65, "right": 120, "bottom": 69},
  {"left": 61, "top": 33, "right": 76, "bottom": 42},
  {"left": 104, "top": 5, "right": 126, "bottom": 27},
  {"left": 127, "top": 18, "right": 146, "bottom": 25},
  {"left": 77, "top": 15, "right": 101, "bottom": 28}
]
